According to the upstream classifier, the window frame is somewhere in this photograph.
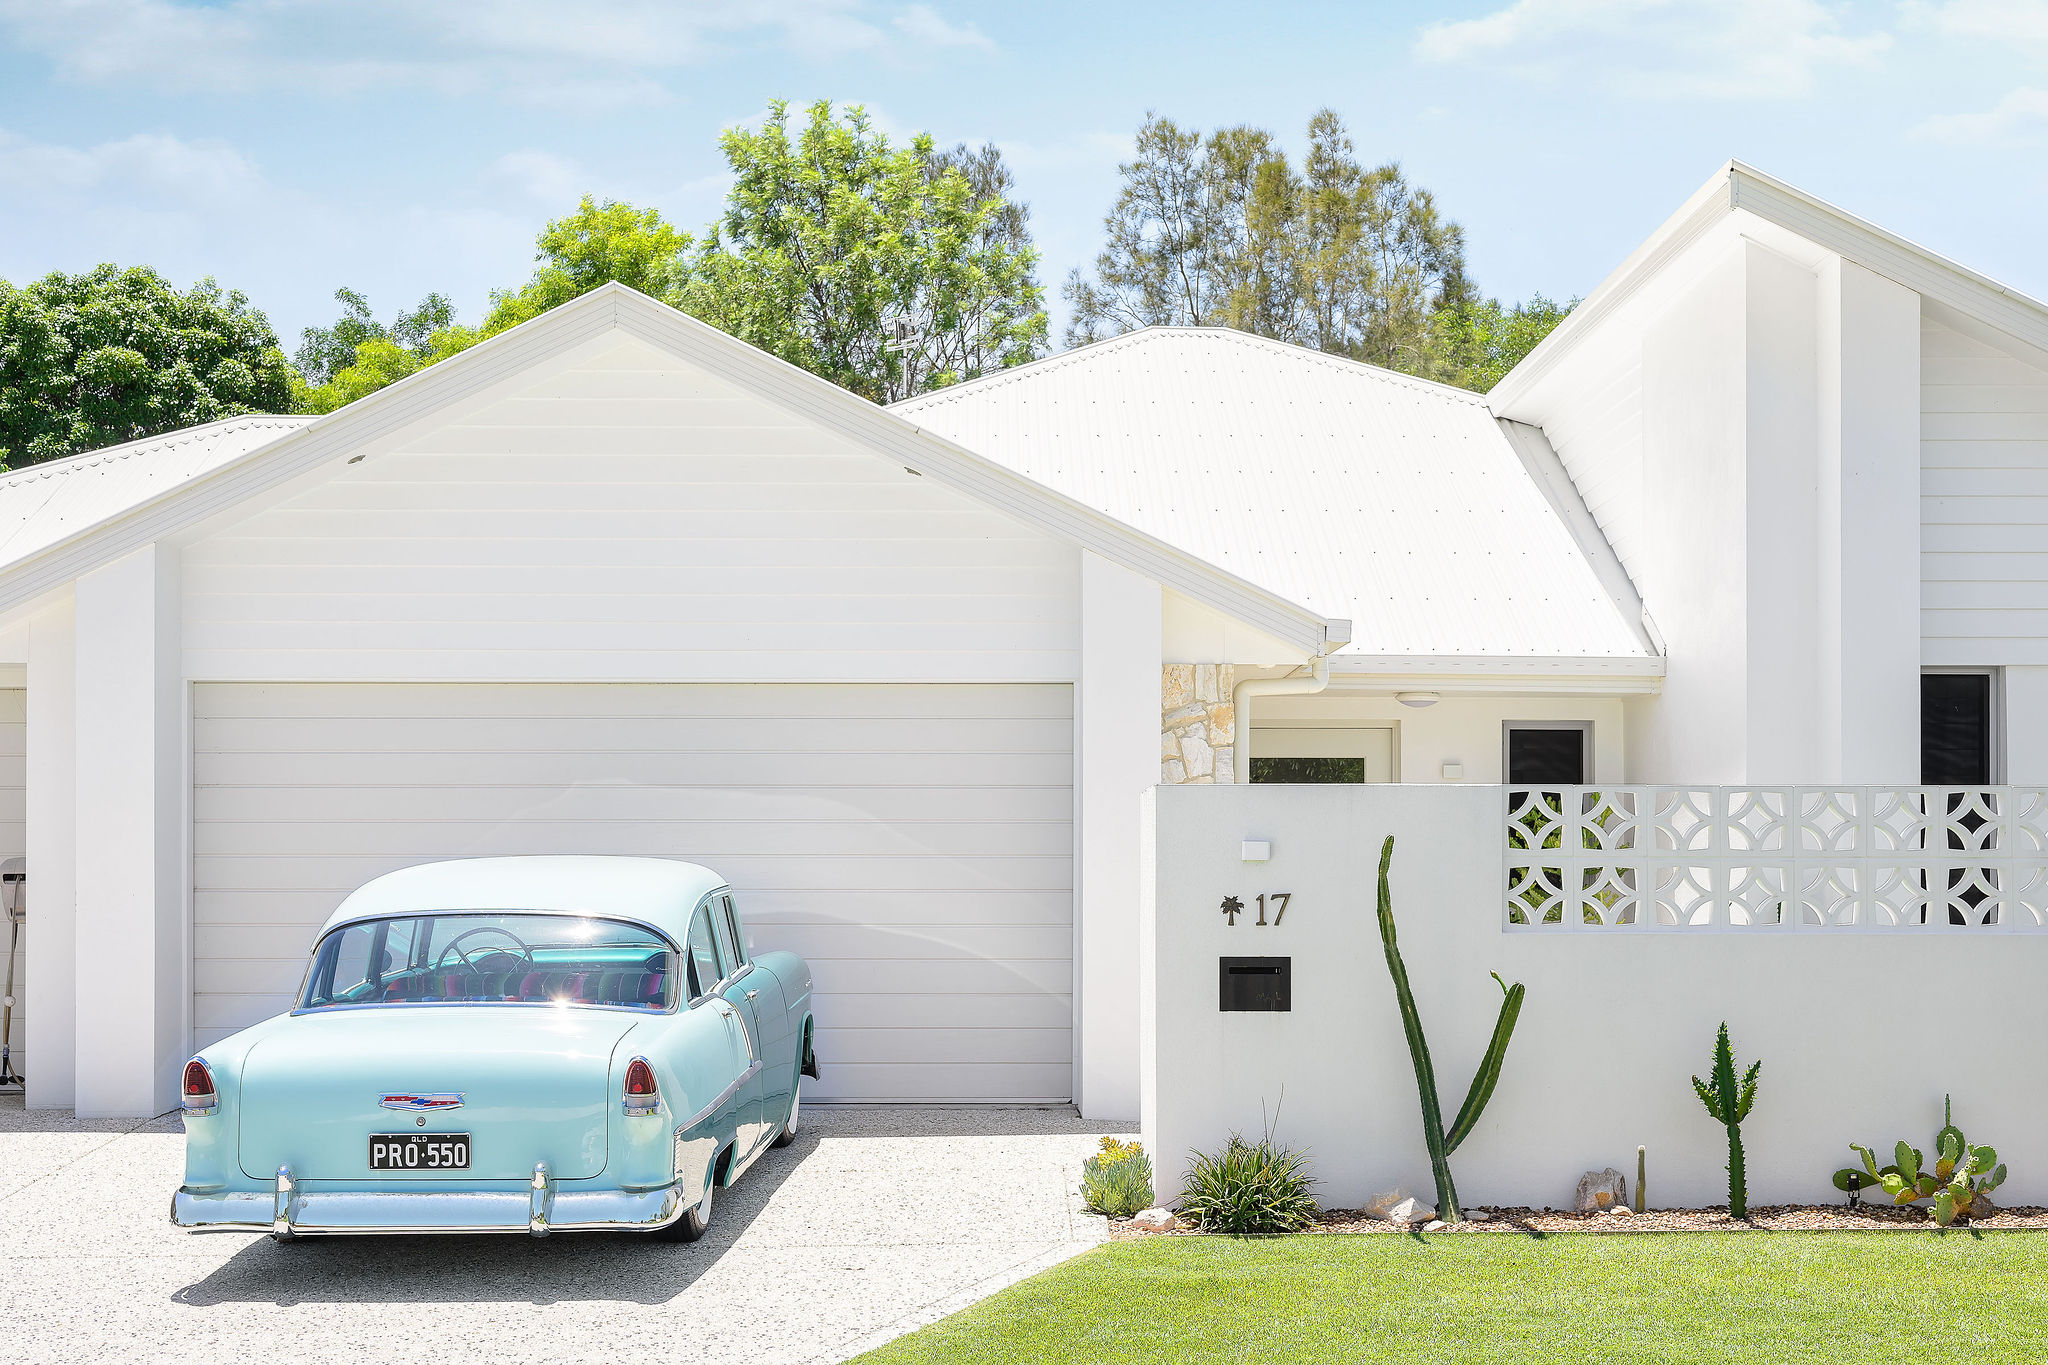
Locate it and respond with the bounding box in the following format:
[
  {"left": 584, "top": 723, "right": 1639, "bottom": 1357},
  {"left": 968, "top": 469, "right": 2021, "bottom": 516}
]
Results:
[
  {"left": 1921, "top": 667, "right": 2004, "bottom": 785},
  {"left": 1502, "top": 720, "right": 1593, "bottom": 787},
  {"left": 684, "top": 901, "right": 726, "bottom": 1003}
]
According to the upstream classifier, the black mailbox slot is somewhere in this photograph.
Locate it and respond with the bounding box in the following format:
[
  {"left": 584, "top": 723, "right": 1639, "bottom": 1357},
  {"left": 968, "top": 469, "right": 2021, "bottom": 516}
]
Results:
[{"left": 1219, "top": 956, "right": 1290, "bottom": 1012}]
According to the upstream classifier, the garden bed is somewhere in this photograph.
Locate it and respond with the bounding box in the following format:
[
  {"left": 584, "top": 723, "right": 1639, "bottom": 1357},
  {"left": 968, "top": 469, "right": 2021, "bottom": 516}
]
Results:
[{"left": 1113, "top": 1202, "right": 2048, "bottom": 1237}]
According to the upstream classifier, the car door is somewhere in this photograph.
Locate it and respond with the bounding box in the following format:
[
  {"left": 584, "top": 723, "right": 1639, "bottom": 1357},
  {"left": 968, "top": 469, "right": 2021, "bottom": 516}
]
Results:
[
  {"left": 720, "top": 893, "right": 792, "bottom": 1123},
  {"left": 708, "top": 894, "right": 770, "bottom": 1159},
  {"left": 683, "top": 902, "right": 759, "bottom": 1150}
]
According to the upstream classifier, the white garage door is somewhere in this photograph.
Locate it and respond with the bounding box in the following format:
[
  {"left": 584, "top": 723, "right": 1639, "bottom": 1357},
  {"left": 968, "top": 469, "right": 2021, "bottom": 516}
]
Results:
[{"left": 192, "top": 682, "right": 1073, "bottom": 1101}]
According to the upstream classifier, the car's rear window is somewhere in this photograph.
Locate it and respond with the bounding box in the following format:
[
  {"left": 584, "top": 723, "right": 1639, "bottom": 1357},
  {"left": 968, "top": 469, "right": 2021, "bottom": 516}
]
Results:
[{"left": 300, "top": 913, "right": 674, "bottom": 1012}]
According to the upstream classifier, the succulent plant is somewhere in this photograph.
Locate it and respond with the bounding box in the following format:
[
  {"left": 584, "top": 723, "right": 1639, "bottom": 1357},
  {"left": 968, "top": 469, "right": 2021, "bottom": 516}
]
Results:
[
  {"left": 1691, "top": 1023, "right": 1760, "bottom": 1220},
  {"left": 1836, "top": 1097, "right": 2007, "bottom": 1226},
  {"left": 1080, "top": 1137, "right": 1154, "bottom": 1219},
  {"left": 1374, "top": 836, "right": 1526, "bottom": 1224}
]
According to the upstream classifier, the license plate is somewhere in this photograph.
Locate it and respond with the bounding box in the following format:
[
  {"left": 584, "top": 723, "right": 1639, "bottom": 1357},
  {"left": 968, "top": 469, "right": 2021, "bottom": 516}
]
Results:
[{"left": 369, "top": 1134, "right": 470, "bottom": 1170}]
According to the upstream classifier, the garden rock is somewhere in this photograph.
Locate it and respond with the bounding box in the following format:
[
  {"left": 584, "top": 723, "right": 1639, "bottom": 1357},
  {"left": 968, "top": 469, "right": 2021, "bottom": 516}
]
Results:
[
  {"left": 1362, "top": 1192, "right": 1436, "bottom": 1224},
  {"left": 1422, "top": 1220, "right": 1447, "bottom": 1232},
  {"left": 1465, "top": 1209, "right": 1492, "bottom": 1222},
  {"left": 1130, "top": 1208, "right": 1177, "bottom": 1231},
  {"left": 1574, "top": 1168, "right": 1628, "bottom": 1212}
]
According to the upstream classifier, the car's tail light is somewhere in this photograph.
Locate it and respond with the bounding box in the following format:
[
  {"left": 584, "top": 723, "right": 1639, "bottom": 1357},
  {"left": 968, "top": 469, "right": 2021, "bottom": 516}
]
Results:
[
  {"left": 622, "top": 1056, "right": 659, "bottom": 1116},
  {"left": 181, "top": 1059, "right": 218, "bottom": 1115}
]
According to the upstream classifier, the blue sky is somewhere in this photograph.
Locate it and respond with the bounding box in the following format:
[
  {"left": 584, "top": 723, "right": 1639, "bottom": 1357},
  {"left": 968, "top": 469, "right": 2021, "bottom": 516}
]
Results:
[{"left": 2, "top": 0, "right": 2045, "bottom": 354}]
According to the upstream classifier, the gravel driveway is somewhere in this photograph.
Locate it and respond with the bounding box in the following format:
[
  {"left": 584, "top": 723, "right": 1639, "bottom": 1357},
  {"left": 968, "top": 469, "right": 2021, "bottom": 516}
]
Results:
[{"left": 0, "top": 1094, "right": 1124, "bottom": 1365}]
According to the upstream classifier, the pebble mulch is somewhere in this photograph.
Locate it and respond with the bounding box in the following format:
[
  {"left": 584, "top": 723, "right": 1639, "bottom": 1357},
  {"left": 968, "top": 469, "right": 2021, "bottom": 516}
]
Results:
[{"left": 1112, "top": 1203, "right": 2048, "bottom": 1238}]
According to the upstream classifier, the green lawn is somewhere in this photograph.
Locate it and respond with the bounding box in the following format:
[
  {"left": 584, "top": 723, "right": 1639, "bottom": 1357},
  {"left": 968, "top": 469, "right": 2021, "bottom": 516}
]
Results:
[{"left": 854, "top": 1232, "right": 2048, "bottom": 1364}]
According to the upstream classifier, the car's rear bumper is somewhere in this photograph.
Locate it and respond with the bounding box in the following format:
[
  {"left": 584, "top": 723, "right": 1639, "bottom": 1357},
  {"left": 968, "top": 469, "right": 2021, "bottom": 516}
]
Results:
[{"left": 170, "top": 1163, "right": 686, "bottom": 1237}]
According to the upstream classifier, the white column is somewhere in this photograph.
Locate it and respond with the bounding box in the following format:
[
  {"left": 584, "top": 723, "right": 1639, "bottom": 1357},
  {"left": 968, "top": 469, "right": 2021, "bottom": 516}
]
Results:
[
  {"left": 1740, "top": 242, "right": 1822, "bottom": 782},
  {"left": 2007, "top": 668, "right": 2048, "bottom": 784},
  {"left": 72, "top": 545, "right": 184, "bottom": 1118},
  {"left": 25, "top": 594, "right": 76, "bottom": 1110},
  {"left": 1817, "top": 257, "right": 1922, "bottom": 783},
  {"left": 1076, "top": 551, "right": 1162, "bottom": 1122}
]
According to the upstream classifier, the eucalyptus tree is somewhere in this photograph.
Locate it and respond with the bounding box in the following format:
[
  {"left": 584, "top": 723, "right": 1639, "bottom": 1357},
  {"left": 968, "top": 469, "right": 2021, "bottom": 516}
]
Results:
[{"left": 1064, "top": 109, "right": 1515, "bottom": 387}]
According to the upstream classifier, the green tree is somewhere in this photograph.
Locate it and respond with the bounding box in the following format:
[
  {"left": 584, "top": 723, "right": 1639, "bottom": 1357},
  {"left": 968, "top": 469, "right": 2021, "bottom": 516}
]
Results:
[
  {"left": 295, "top": 199, "right": 685, "bottom": 415},
  {"left": 294, "top": 287, "right": 458, "bottom": 387},
  {"left": 295, "top": 327, "right": 482, "bottom": 416},
  {"left": 1065, "top": 110, "right": 1507, "bottom": 387},
  {"left": 483, "top": 196, "right": 693, "bottom": 335},
  {"left": 680, "top": 100, "right": 1046, "bottom": 403},
  {"left": 0, "top": 264, "right": 292, "bottom": 468},
  {"left": 1439, "top": 293, "right": 1577, "bottom": 393}
]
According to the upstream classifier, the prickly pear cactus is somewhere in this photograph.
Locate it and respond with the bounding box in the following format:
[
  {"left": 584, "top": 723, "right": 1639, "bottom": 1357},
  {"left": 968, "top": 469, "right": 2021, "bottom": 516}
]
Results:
[{"left": 1842, "top": 1096, "right": 2008, "bottom": 1225}]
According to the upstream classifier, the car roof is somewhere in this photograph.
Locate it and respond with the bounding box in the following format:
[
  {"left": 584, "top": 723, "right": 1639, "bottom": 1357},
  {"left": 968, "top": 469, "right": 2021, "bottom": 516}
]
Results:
[{"left": 319, "top": 856, "right": 728, "bottom": 945}]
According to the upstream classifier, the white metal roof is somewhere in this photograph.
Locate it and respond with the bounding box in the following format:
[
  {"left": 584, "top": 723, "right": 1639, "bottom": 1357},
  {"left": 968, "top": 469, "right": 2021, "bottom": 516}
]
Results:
[
  {"left": 894, "top": 328, "right": 1656, "bottom": 664},
  {"left": 0, "top": 415, "right": 310, "bottom": 572}
]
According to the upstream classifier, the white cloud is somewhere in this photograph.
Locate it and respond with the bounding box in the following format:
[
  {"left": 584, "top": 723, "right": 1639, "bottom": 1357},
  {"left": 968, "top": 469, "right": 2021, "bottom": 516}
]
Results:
[
  {"left": 0, "top": 127, "right": 269, "bottom": 208},
  {"left": 1901, "top": 0, "right": 2048, "bottom": 58},
  {"left": 1414, "top": 0, "right": 1892, "bottom": 99},
  {"left": 890, "top": 4, "right": 992, "bottom": 51},
  {"left": 1912, "top": 87, "right": 2048, "bottom": 143},
  {"left": 0, "top": 0, "right": 995, "bottom": 106}
]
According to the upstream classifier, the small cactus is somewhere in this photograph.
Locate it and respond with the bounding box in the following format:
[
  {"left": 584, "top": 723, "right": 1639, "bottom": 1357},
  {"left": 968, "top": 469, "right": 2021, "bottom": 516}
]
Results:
[{"left": 1691, "top": 1023, "right": 1760, "bottom": 1220}]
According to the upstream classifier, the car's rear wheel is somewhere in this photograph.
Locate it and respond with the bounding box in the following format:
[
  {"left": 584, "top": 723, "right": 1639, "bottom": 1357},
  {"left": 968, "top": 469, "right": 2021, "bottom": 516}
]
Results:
[
  {"left": 771, "top": 1077, "right": 801, "bottom": 1149},
  {"left": 656, "top": 1168, "right": 715, "bottom": 1243}
]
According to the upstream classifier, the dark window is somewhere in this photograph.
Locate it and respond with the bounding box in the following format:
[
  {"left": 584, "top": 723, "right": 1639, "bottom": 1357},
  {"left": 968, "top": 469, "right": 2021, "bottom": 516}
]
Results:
[
  {"left": 1922, "top": 674, "right": 1992, "bottom": 785},
  {"left": 1250, "top": 756, "right": 1365, "bottom": 783},
  {"left": 1507, "top": 727, "right": 1586, "bottom": 785}
]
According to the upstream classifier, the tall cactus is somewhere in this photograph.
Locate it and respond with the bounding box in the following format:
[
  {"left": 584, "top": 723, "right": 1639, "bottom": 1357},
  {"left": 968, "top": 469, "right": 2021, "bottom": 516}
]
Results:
[
  {"left": 1374, "top": 836, "right": 1527, "bottom": 1223},
  {"left": 1691, "top": 1022, "right": 1760, "bottom": 1219}
]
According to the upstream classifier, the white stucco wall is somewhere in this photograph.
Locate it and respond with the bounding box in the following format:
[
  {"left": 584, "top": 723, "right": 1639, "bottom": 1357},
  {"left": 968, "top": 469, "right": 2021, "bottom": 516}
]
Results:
[{"left": 1144, "top": 783, "right": 2048, "bottom": 1211}]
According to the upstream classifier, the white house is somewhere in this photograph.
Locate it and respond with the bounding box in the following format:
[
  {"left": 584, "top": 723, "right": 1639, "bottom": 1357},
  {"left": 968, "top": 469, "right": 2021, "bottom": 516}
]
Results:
[{"left": 3, "top": 160, "right": 2044, "bottom": 1122}]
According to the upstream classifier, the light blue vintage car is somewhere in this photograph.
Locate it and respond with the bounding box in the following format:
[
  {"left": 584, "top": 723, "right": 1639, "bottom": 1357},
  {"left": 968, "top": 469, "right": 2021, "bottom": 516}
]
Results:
[{"left": 171, "top": 856, "right": 815, "bottom": 1241}]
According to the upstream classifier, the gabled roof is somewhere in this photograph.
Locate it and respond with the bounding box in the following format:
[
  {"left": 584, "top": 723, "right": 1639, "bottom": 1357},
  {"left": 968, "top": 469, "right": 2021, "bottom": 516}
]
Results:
[
  {"left": 0, "top": 285, "right": 1344, "bottom": 655},
  {"left": 1492, "top": 160, "right": 2048, "bottom": 414},
  {"left": 894, "top": 328, "right": 1659, "bottom": 668}
]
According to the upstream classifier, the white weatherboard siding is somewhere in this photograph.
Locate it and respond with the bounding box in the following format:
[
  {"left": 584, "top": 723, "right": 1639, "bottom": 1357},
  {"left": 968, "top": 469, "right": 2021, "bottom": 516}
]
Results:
[
  {"left": 192, "top": 682, "right": 1074, "bottom": 1102},
  {"left": 0, "top": 693, "right": 24, "bottom": 1082},
  {"left": 182, "top": 338, "right": 1079, "bottom": 684},
  {"left": 1921, "top": 318, "right": 2048, "bottom": 665}
]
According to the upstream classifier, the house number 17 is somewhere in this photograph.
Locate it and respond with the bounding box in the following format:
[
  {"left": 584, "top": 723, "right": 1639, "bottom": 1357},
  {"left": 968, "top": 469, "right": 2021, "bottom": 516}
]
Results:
[{"left": 1220, "top": 893, "right": 1291, "bottom": 926}]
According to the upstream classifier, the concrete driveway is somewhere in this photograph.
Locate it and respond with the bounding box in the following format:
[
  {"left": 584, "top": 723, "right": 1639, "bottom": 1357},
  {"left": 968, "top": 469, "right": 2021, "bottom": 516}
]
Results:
[{"left": 0, "top": 1094, "right": 1125, "bottom": 1365}]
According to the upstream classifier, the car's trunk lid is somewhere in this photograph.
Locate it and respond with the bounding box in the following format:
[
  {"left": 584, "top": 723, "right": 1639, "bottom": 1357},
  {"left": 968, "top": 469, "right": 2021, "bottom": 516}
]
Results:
[{"left": 238, "top": 1007, "right": 641, "bottom": 1182}]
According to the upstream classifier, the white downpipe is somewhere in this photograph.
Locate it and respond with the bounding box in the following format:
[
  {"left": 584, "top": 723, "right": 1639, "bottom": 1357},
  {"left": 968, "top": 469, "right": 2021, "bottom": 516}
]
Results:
[{"left": 1231, "top": 656, "right": 1331, "bottom": 783}]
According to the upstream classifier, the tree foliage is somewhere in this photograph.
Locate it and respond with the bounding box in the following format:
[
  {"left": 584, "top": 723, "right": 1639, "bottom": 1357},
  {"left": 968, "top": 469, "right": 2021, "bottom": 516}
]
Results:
[
  {"left": 1065, "top": 110, "right": 1567, "bottom": 390},
  {"left": 1440, "top": 293, "right": 1577, "bottom": 394},
  {"left": 482, "top": 196, "right": 693, "bottom": 335},
  {"left": 293, "top": 288, "right": 478, "bottom": 415},
  {"left": 679, "top": 100, "right": 1045, "bottom": 404},
  {"left": 0, "top": 265, "right": 292, "bottom": 468},
  {"left": 294, "top": 287, "right": 459, "bottom": 386}
]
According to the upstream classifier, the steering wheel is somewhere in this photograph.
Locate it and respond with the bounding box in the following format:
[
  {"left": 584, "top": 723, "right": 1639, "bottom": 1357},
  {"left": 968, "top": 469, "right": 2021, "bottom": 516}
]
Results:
[{"left": 434, "top": 925, "right": 537, "bottom": 971}]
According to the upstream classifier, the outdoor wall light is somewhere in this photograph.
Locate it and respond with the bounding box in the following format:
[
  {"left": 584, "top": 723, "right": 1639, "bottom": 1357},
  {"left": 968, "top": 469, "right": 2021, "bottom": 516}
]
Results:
[{"left": 1395, "top": 692, "right": 1440, "bottom": 708}]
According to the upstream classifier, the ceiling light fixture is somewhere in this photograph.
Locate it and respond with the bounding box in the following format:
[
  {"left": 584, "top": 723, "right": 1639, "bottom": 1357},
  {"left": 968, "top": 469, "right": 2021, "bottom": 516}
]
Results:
[{"left": 1395, "top": 692, "right": 1440, "bottom": 708}]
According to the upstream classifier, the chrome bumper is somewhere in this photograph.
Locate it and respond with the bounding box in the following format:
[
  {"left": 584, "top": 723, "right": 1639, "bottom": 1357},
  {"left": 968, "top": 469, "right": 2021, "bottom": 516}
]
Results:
[{"left": 170, "top": 1162, "right": 688, "bottom": 1237}]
